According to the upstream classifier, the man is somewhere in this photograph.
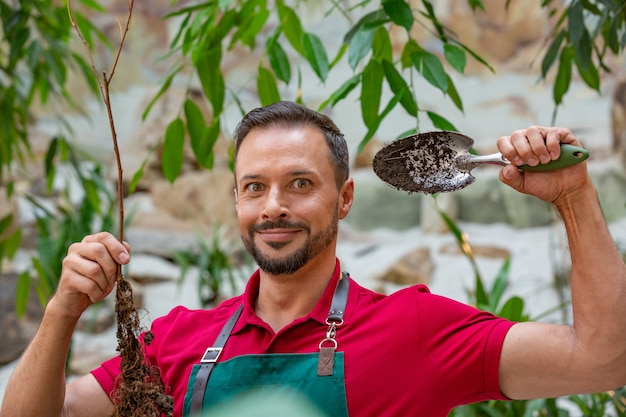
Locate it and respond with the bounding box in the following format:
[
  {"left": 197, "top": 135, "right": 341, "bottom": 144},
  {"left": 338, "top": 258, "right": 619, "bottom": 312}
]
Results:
[{"left": 2, "top": 101, "right": 625, "bottom": 417}]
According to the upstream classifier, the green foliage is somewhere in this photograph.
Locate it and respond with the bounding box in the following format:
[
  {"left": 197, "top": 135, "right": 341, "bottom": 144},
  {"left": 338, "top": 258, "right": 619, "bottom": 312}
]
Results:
[
  {"left": 0, "top": 0, "right": 105, "bottom": 187},
  {"left": 152, "top": 0, "right": 494, "bottom": 180},
  {"left": 173, "top": 228, "right": 250, "bottom": 307},
  {"left": 541, "top": 0, "right": 626, "bottom": 121},
  {"left": 0, "top": 213, "right": 22, "bottom": 275},
  {"left": 142, "top": 0, "right": 626, "bottom": 183},
  {"left": 16, "top": 138, "right": 117, "bottom": 314}
]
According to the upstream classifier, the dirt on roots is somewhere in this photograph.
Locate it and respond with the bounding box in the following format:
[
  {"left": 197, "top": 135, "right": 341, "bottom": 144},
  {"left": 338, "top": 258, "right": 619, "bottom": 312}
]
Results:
[{"left": 110, "top": 277, "right": 174, "bottom": 417}]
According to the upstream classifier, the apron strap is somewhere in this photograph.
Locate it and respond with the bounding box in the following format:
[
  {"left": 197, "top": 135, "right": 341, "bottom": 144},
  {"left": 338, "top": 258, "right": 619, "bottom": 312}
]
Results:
[
  {"left": 328, "top": 271, "right": 349, "bottom": 322},
  {"left": 189, "top": 303, "right": 243, "bottom": 416}
]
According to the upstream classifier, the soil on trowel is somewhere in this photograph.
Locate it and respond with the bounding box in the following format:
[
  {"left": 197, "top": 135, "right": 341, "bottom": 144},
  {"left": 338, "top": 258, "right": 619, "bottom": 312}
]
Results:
[{"left": 372, "top": 131, "right": 474, "bottom": 194}]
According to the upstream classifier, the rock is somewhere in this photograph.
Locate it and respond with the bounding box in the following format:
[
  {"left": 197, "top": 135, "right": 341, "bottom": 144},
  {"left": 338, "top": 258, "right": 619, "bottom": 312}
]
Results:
[
  {"left": 455, "top": 173, "right": 553, "bottom": 227},
  {"left": 345, "top": 169, "right": 422, "bottom": 231},
  {"left": 126, "top": 254, "right": 181, "bottom": 284},
  {"left": 374, "top": 247, "right": 433, "bottom": 285},
  {"left": 438, "top": 243, "right": 511, "bottom": 259},
  {"left": 151, "top": 168, "right": 238, "bottom": 236},
  {"left": 75, "top": 300, "right": 116, "bottom": 334},
  {"left": 123, "top": 190, "right": 240, "bottom": 259}
]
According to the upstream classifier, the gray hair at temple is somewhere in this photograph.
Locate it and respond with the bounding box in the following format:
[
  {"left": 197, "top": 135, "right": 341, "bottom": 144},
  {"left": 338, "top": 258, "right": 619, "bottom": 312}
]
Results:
[{"left": 233, "top": 101, "right": 350, "bottom": 190}]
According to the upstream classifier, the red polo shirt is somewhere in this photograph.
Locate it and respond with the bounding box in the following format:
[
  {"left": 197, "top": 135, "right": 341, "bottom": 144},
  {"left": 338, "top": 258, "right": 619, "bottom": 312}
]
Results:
[{"left": 92, "top": 259, "right": 514, "bottom": 417}]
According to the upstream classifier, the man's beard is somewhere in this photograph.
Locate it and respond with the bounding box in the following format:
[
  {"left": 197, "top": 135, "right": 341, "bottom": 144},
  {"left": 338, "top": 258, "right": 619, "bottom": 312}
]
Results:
[{"left": 242, "top": 213, "right": 338, "bottom": 275}]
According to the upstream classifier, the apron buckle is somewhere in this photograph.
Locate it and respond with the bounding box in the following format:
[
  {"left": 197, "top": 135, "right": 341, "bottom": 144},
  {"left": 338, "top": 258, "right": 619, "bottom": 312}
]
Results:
[{"left": 201, "top": 347, "right": 223, "bottom": 363}]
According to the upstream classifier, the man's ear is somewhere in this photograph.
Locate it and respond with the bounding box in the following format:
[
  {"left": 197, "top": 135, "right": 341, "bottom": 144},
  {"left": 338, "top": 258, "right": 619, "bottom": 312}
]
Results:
[
  {"left": 234, "top": 188, "right": 238, "bottom": 211},
  {"left": 338, "top": 178, "right": 354, "bottom": 220}
]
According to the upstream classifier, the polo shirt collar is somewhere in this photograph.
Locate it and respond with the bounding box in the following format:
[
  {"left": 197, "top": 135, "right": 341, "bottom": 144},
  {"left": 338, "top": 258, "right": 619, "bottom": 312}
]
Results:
[{"left": 233, "top": 259, "right": 343, "bottom": 333}]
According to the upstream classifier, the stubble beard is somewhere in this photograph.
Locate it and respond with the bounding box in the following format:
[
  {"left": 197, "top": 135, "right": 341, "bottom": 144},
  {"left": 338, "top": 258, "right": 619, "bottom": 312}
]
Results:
[{"left": 242, "top": 213, "right": 339, "bottom": 275}]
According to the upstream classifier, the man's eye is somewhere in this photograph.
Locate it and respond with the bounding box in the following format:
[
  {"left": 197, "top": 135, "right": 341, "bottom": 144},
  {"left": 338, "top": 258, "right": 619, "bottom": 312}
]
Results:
[
  {"left": 294, "top": 179, "right": 309, "bottom": 189},
  {"left": 247, "top": 183, "right": 263, "bottom": 192}
]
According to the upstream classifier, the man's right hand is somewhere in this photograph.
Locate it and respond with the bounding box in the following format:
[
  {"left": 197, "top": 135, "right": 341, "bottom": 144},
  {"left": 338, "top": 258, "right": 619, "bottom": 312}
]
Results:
[{"left": 52, "top": 232, "right": 130, "bottom": 318}]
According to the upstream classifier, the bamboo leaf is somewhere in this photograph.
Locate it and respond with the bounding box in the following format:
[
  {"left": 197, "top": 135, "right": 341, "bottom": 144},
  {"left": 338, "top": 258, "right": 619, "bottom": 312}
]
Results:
[
  {"left": 162, "top": 118, "right": 185, "bottom": 184},
  {"left": 196, "top": 48, "right": 225, "bottom": 115},
  {"left": 268, "top": 40, "right": 291, "bottom": 83},
  {"left": 129, "top": 162, "right": 146, "bottom": 194},
  {"left": 348, "top": 27, "right": 374, "bottom": 70},
  {"left": 575, "top": 55, "right": 600, "bottom": 90},
  {"left": 302, "top": 32, "right": 329, "bottom": 81},
  {"left": 142, "top": 64, "right": 184, "bottom": 120},
  {"left": 184, "top": 98, "right": 213, "bottom": 165},
  {"left": 573, "top": 28, "right": 593, "bottom": 70},
  {"left": 200, "top": 118, "right": 221, "bottom": 170},
  {"left": 257, "top": 66, "right": 281, "bottom": 106},
  {"left": 382, "top": 59, "right": 417, "bottom": 116},
  {"left": 541, "top": 29, "right": 566, "bottom": 77},
  {"left": 4, "top": 227, "right": 21, "bottom": 260},
  {"left": 372, "top": 26, "right": 393, "bottom": 63},
  {"left": 360, "top": 59, "right": 383, "bottom": 129},
  {"left": 443, "top": 43, "right": 467, "bottom": 74},
  {"left": 230, "top": 8, "right": 269, "bottom": 49},
  {"left": 44, "top": 137, "right": 58, "bottom": 193},
  {"left": 411, "top": 49, "right": 449, "bottom": 93},
  {"left": 382, "top": 0, "right": 414, "bottom": 31},
  {"left": 317, "top": 74, "right": 361, "bottom": 110},
  {"left": 278, "top": 4, "right": 304, "bottom": 55},
  {"left": 400, "top": 39, "right": 419, "bottom": 68},
  {"left": 446, "top": 74, "right": 464, "bottom": 112},
  {"left": 554, "top": 46, "right": 573, "bottom": 105},
  {"left": 83, "top": 179, "right": 101, "bottom": 215},
  {"left": 184, "top": 98, "right": 205, "bottom": 138},
  {"left": 0, "top": 214, "right": 13, "bottom": 234},
  {"left": 343, "top": 9, "right": 390, "bottom": 45},
  {"left": 427, "top": 111, "right": 457, "bottom": 131},
  {"left": 357, "top": 93, "right": 403, "bottom": 153},
  {"left": 568, "top": 0, "right": 585, "bottom": 44},
  {"left": 15, "top": 271, "right": 31, "bottom": 317}
]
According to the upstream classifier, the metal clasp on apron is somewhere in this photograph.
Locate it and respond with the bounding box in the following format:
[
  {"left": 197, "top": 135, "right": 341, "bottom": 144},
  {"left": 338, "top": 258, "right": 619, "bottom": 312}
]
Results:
[{"left": 317, "top": 273, "right": 349, "bottom": 376}]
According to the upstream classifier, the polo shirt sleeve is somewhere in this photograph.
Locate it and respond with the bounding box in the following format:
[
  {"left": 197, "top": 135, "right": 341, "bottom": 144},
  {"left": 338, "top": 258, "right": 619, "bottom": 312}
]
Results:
[{"left": 412, "top": 287, "right": 516, "bottom": 406}]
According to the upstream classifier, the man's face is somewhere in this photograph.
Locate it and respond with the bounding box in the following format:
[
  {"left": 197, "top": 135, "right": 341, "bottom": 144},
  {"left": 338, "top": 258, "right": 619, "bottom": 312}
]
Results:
[{"left": 234, "top": 125, "right": 352, "bottom": 275}]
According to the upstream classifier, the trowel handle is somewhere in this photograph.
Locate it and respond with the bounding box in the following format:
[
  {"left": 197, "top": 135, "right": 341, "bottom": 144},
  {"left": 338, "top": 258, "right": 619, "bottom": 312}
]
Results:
[{"left": 520, "top": 144, "right": 589, "bottom": 172}]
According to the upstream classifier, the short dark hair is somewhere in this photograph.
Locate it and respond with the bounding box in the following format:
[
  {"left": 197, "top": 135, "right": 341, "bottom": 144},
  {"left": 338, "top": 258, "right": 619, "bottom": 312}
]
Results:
[{"left": 233, "top": 101, "right": 349, "bottom": 189}]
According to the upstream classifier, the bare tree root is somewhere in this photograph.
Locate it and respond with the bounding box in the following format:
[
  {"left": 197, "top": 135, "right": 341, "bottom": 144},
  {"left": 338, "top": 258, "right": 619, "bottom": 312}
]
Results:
[{"left": 110, "top": 279, "right": 173, "bottom": 417}]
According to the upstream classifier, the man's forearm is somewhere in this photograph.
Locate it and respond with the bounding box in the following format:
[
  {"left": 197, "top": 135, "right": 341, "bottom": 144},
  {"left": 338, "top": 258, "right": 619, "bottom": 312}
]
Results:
[
  {"left": 557, "top": 182, "right": 626, "bottom": 377},
  {"left": 0, "top": 299, "right": 79, "bottom": 417}
]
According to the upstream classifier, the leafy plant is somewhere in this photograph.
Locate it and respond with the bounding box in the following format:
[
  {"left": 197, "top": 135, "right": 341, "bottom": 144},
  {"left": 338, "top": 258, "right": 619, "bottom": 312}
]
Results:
[
  {"left": 174, "top": 227, "right": 250, "bottom": 307},
  {"left": 0, "top": 0, "right": 106, "bottom": 187},
  {"left": 0, "top": 0, "right": 107, "bottom": 274},
  {"left": 15, "top": 137, "right": 117, "bottom": 316},
  {"left": 540, "top": 0, "right": 626, "bottom": 121}
]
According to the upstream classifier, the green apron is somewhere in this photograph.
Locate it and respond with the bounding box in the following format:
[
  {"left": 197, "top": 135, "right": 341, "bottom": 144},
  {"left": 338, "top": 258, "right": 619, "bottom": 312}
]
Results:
[{"left": 183, "top": 273, "right": 351, "bottom": 417}]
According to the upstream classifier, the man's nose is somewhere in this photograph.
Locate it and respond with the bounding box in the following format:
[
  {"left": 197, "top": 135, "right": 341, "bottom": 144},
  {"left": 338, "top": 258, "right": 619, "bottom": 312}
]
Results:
[{"left": 262, "top": 188, "right": 289, "bottom": 220}]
